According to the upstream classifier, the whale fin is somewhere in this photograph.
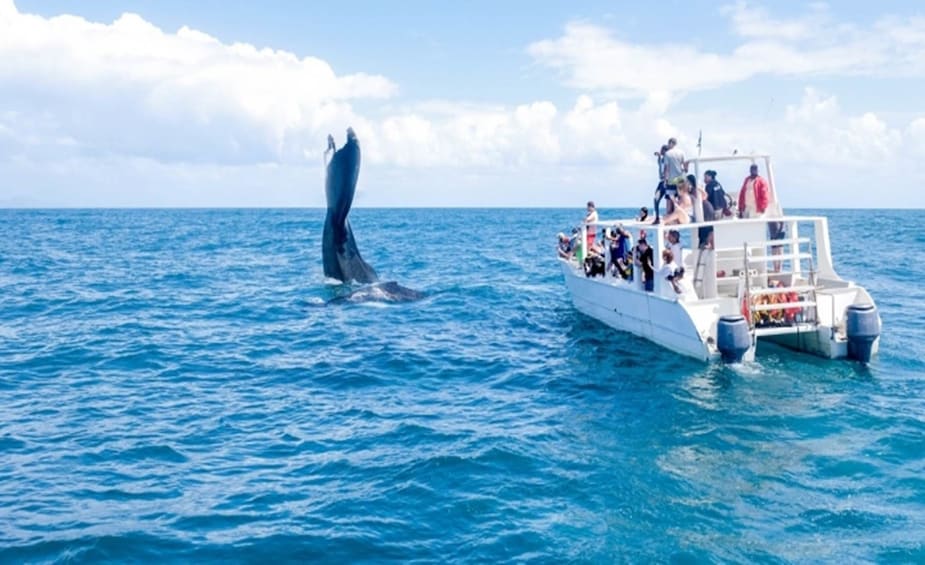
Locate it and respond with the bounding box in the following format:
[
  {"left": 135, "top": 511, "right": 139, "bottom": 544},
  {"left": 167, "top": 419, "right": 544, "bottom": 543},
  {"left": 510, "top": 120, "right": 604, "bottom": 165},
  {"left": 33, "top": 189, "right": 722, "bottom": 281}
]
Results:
[{"left": 322, "top": 130, "right": 379, "bottom": 284}]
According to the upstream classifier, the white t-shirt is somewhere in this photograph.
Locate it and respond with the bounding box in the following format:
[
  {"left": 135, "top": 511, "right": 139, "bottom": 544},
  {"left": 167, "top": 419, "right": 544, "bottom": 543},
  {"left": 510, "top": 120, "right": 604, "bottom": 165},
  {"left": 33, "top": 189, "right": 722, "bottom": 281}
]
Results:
[
  {"left": 664, "top": 147, "right": 686, "bottom": 180},
  {"left": 656, "top": 261, "right": 679, "bottom": 298},
  {"left": 668, "top": 242, "right": 683, "bottom": 267}
]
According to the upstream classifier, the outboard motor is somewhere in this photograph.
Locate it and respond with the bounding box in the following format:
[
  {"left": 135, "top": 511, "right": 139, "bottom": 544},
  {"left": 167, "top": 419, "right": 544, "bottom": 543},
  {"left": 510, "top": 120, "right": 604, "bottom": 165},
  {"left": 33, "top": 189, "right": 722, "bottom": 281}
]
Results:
[
  {"left": 845, "top": 304, "right": 879, "bottom": 364},
  {"left": 717, "top": 315, "right": 751, "bottom": 363}
]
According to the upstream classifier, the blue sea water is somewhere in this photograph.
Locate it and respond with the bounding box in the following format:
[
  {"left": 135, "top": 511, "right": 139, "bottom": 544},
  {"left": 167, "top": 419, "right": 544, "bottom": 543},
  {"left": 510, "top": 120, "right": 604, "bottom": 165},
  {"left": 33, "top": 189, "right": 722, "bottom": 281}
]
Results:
[{"left": 0, "top": 208, "right": 923, "bottom": 563}]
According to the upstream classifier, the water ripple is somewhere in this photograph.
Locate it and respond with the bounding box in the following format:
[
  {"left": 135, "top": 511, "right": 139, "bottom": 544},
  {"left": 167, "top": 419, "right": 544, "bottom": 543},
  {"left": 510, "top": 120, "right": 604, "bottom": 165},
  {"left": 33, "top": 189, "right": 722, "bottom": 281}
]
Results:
[{"left": 0, "top": 208, "right": 922, "bottom": 562}]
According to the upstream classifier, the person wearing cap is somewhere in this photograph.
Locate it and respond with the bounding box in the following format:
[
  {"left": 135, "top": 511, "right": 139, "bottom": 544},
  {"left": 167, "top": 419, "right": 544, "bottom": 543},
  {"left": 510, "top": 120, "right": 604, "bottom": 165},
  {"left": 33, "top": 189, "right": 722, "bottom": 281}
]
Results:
[{"left": 737, "top": 163, "right": 769, "bottom": 218}]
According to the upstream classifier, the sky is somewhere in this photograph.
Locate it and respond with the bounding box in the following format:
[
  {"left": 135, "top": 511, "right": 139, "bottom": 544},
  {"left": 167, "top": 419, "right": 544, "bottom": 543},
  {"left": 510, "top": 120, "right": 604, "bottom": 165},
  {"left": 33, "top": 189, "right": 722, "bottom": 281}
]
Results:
[{"left": 1, "top": 0, "right": 924, "bottom": 208}]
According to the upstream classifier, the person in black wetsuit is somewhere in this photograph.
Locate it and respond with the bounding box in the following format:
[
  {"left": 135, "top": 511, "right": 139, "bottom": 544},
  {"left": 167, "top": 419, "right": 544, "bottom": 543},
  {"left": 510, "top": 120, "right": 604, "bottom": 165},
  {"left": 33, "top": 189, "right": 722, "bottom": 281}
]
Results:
[
  {"left": 704, "top": 170, "right": 728, "bottom": 220},
  {"left": 635, "top": 236, "right": 655, "bottom": 291}
]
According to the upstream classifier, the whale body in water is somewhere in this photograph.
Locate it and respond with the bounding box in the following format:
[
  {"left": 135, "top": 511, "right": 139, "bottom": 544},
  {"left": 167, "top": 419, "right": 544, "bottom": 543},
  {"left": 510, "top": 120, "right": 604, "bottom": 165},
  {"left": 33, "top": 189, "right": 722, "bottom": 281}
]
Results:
[{"left": 322, "top": 129, "right": 422, "bottom": 304}]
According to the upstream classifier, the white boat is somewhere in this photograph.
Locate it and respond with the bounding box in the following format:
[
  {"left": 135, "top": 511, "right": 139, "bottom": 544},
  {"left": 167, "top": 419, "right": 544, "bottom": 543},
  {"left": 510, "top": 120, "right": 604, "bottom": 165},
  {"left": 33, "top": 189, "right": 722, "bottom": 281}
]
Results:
[{"left": 557, "top": 154, "right": 881, "bottom": 363}]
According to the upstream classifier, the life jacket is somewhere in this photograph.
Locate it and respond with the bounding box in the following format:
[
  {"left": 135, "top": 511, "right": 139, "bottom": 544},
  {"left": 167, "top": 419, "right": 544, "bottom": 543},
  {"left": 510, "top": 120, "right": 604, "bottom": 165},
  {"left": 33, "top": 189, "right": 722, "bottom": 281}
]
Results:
[{"left": 784, "top": 291, "right": 800, "bottom": 322}]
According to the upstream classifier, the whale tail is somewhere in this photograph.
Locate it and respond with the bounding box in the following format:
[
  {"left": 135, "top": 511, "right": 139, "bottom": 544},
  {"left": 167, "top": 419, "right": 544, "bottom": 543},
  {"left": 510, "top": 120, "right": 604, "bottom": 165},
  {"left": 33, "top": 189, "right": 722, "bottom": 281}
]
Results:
[{"left": 322, "top": 213, "right": 378, "bottom": 283}]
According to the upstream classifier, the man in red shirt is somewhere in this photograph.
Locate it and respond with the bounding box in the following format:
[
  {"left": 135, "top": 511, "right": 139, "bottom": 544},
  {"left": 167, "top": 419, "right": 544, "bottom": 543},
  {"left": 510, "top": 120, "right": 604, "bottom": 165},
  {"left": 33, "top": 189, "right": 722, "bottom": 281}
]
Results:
[{"left": 737, "top": 164, "right": 769, "bottom": 218}]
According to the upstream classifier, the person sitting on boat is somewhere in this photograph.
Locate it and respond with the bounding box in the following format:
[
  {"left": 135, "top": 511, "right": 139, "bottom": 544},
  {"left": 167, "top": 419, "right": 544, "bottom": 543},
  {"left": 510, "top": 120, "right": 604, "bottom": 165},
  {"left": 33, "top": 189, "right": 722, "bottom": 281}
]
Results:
[
  {"left": 636, "top": 206, "right": 649, "bottom": 222},
  {"left": 704, "top": 170, "right": 730, "bottom": 219},
  {"left": 583, "top": 201, "right": 599, "bottom": 248},
  {"left": 634, "top": 234, "right": 655, "bottom": 292},
  {"left": 606, "top": 225, "right": 634, "bottom": 279},
  {"left": 737, "top": 164, "right": 769, "bottom": 218},
  {"left": 659, "top": 177, "right": 693, "bottom": 225}
]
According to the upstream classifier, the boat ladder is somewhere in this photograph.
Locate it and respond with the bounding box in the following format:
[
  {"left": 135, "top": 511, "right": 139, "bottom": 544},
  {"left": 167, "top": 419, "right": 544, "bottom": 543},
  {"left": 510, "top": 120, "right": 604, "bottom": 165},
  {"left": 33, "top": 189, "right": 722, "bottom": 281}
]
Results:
[{"left": 740, "top": 241, "right": 821, "bottom": 335}]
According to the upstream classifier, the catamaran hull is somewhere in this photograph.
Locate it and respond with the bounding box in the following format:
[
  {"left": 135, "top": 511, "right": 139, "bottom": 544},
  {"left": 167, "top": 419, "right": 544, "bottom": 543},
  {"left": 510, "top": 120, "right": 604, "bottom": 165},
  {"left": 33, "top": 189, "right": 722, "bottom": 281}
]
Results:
[
  {"left": 560, "top": 261, "right": 723, "bottom": 361},
  {"left": 560, "top": 261, "right": 879, "bottom": 363}
]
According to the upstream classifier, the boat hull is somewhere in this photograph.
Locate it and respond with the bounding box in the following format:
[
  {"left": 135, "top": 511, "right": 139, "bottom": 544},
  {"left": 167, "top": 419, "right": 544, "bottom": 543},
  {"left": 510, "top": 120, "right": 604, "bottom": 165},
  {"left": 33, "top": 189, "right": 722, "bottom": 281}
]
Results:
[{"left": 560, "top": 260, "right": 720, "bottom": 361}]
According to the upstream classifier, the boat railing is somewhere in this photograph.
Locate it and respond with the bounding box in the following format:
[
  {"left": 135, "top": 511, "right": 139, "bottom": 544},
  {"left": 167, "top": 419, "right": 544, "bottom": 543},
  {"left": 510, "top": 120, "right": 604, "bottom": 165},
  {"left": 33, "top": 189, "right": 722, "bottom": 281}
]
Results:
[{"left": 561, "top": 215, "right": 839, "bottom": 320}]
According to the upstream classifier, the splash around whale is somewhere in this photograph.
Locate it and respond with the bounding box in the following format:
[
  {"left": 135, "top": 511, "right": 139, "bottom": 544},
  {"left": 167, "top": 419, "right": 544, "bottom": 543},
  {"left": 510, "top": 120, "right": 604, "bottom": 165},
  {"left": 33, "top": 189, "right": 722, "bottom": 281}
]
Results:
[
  {"left": 325, "top": 281, "right": 426, "bottom": 305},
  {"left": 321, "top": 129, "right": 423, "bottom": 304}
]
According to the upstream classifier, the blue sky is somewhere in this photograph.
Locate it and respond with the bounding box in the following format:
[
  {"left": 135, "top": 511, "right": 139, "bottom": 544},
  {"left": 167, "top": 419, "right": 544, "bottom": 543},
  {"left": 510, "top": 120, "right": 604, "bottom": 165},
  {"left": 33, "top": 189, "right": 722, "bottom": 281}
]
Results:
[{"left": 2, "top": 0, "right": 924, "bottom": 207}]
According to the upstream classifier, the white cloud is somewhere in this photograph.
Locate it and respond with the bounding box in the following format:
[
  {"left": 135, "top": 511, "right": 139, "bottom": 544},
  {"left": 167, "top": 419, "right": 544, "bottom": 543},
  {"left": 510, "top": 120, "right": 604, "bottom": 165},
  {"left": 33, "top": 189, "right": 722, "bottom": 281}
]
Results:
[
  {"left": 0, "top": 0, "right": 394, "bottom": 164},
  {"left": 0, "top": 0, "right": 923, "bottom": 208},
  {"left": 527, "top": 3, "right": 925, "bottom": 99}
]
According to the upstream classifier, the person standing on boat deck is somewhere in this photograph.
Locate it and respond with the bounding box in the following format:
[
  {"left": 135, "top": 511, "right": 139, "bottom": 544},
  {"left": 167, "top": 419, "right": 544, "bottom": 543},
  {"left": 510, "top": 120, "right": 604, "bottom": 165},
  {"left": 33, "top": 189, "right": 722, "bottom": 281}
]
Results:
[
  {"left": 657, "top": 249, "right": 683, "bottom": 295},
  {"left": 666, "top": 230, "right": 683, "bottom": 269},
  {"left": 583, "top": 201, "right": 599, "bottom": 249},
  {"left": 655, "top": 138, "right": 687, "bottom": 224},
  {"left": 635, "top": 235, "right": 655, "bottom": 292},
  {"left": 686, "top": 173, "right": 716, "bottom": 245},
  {"left": 737, "top": 164, "right": 769, "bottom": 218},
  {"left": 607, "top": 225, "right": 634, "bottom": 279},
  {"left": 651, "top": 144, "right": 669, "bottom": 222},
  {"left": 704, "top": 170, "right": 729, "bottom": 220}
]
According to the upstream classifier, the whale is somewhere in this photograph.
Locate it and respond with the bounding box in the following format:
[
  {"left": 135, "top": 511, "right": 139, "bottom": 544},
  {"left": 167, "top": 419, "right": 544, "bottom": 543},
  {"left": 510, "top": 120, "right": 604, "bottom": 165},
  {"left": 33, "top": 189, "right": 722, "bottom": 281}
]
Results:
[
  {"left": 321, "top": 129, "right": 423, "bottom": 305},
  {"left": 322, "top": 128, "right": 378, "bottom": 284}
]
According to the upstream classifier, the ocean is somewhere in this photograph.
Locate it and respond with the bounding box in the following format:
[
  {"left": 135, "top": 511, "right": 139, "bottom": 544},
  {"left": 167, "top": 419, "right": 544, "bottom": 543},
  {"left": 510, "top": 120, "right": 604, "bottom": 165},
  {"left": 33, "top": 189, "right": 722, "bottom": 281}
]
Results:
[{"left": 1, "top": 208, "right": 923, "bottom": 563}]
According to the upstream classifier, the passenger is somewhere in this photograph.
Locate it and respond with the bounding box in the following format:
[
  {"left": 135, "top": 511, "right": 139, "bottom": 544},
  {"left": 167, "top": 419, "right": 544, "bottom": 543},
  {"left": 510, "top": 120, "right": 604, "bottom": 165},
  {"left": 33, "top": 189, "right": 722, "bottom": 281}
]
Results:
[
  {"left": 666, "top": 230, "right": 683, "bottom": 268},
  {"left": 636, "top": 206, "right": 649, "bottom": 223},
  {"left": 634, "top": 235, "right": 655, "bottom": 292},
  {"left": 685, "top": 173, "right": 716, "bottom": 246},
  {"left": 737, "top": 164, "right": 769, "bottom": 218},
  {"left": 607, "top": 225, "right": 634, "bottom": 279},
  {"left": 660, "top": 177, "right": 693, "bottom": 225},
  {"left": 557, "top": 232, "right": 575, "bottom": 259},
  {"left": 657, "top": 249, "right": 683, "bottom": 295},
  {"left": 583, "top": 201, "right": 599, "bottom": 249},
  {"left": 583, "top": 252, "right": 607, "bottom": 277},
  {"left": 651, "top": 144, "right": 669, "bottom": 222},
  {"left": 704, "top": 170, "right": 730, "bottom": 219},
  {"left": 655, "top": 137, "right": 687, "bottom": 224}
]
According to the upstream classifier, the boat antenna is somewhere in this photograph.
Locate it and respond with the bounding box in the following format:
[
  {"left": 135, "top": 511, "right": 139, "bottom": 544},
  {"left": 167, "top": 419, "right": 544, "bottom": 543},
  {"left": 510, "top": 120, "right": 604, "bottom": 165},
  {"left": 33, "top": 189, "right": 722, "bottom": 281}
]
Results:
[{"left": 697, "top": 130, "right": 703, "bottom": 157}]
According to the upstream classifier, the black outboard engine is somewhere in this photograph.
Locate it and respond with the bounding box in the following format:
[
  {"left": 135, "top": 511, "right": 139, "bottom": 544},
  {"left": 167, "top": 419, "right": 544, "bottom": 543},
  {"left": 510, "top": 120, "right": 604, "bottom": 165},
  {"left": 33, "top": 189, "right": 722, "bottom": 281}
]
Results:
[
  {"left": 845, "top": 304, "right": 879, "bottom": 364},
  {"left": 717, "top": 315, "right": 751, "bottom": 363}
]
